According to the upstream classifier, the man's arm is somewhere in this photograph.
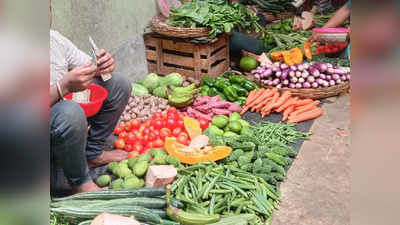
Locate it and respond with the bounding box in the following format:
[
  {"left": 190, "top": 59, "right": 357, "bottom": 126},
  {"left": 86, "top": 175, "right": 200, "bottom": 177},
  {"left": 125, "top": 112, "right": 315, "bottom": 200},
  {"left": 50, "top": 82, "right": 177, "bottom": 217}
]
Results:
[{"left": 323, "top": 4, "right": 350, "bottom": 28}]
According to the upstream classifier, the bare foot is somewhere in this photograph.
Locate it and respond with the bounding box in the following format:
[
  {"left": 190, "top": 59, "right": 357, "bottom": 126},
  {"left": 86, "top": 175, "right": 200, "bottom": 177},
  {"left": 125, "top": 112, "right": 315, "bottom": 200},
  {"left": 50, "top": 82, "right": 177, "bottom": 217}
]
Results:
[
  {"left": 88, "top": 150, "right": 128, "bottom": 168},
  {"left": 75, "top": 180, "right": 103, "bottom": 194}
]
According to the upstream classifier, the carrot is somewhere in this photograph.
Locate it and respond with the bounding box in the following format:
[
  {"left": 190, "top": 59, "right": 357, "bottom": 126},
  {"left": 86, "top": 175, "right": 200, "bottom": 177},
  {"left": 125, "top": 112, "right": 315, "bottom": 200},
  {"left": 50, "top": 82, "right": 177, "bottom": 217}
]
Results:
[
  {"left": 272, "top": 91, "right": 292, "bottom": 109},
  {"left": 288, "top": 107, "right": 323, "bottom": 123},
  {"left": 261, "top": 109, "right": 271, "bottom": 118},
  {"left": 240, "top": 89, "right": 265, "bottom": 115},
  {"left": 294, "top": 99, "right": 313, "bottom": 107},
  {"left": 253, "top": 96, "right": 273, "bottom": 112},
  {"left": 290, "top": 100, "right": 321, "bottom": 117},
  {"left": 247, "top": 89, "right": 275, "bottom": 112},
  {"left": 276, "top": 97, "right": 298, "bottom": 112},
  {"left": 261, "top": 92, "right": 280, "bottom": 114},
  {"left": 282, "top": 105, "right": 295, "bottom": 121}
]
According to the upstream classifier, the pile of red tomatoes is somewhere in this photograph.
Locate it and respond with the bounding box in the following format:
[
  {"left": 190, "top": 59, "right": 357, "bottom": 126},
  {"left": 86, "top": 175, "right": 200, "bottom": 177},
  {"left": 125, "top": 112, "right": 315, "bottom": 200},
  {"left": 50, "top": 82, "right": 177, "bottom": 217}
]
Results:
[
  {"left": 315, "top": 42, "right": 348, "bottom": 55},
  {"left": 113, "top": 107, "right": 209, "bottom": 158}
]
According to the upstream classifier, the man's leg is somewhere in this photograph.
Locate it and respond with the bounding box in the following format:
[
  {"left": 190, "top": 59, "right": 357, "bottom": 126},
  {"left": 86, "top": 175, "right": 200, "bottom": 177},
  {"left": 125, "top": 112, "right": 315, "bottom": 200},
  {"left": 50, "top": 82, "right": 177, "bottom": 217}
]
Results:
[
  {"left": 87, "top": 72, "right": 131, "bottom": 165},
  {"left": 50, "top": 100, "right": 100, "bottom": 193}
]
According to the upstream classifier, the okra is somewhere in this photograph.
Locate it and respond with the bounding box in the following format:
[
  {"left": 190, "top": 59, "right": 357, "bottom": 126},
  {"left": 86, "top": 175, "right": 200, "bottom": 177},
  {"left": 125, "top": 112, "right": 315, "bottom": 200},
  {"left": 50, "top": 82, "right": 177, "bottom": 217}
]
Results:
[
  {"left": 202, "top": 175, "right": 220, "bottom": 199},
  {"left": 209, "top": 195, "right": 216, "bottom": 215}
]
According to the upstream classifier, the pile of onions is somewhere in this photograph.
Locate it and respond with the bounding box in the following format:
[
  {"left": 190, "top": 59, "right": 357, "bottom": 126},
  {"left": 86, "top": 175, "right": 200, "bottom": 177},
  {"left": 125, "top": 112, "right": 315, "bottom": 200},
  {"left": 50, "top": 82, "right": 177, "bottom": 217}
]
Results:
[{"left": 252, "top": 62, "right": 351, "bottom": 89}]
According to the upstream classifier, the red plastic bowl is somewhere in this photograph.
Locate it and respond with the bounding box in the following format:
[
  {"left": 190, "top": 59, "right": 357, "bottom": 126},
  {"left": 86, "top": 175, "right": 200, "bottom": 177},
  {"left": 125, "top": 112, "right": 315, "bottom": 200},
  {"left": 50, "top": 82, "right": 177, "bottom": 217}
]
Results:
[{"left": 65, "top": 84, "right": 108, "bottom": 117}]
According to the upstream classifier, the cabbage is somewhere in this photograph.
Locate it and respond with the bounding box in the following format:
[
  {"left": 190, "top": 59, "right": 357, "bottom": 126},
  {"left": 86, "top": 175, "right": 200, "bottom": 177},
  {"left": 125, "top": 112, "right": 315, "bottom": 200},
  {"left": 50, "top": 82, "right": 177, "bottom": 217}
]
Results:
[
  {"left": 160, "top": 73, "right": 184, "bottom": 87},
  {"left": 136, "top": 76, "right": 146, "bottom": 85},
  {"left": 142, "top": 73, "right": 160, "bottom": 92},
  {"left": 152, "top": 86, "right": 168, "bottom": 99},
  {"left": 131, "top": 83, "right": 149, "bottom": 96}
]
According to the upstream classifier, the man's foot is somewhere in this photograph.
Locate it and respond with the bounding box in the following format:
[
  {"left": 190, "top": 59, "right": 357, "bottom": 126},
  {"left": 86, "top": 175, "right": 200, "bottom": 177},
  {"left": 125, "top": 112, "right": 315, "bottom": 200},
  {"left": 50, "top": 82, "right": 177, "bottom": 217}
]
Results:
[
  {"left": 74, "top": 180, "right": 104, "bottom": 194},
  {"left": 88, "top": 150, "right": 128, "bottom": 168}
]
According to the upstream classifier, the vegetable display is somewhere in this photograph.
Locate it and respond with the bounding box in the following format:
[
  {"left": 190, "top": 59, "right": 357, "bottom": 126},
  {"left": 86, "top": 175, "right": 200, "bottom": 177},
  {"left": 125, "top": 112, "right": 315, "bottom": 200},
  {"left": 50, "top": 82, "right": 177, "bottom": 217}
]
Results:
[
  {"left": 315, "top": 42, "right": 348, "bottom": 55},
  {"left": 240, "top": 0, "right": 296, "bottom": 14},
  {"left": 167, "top": 0, "right": 259, "bottom": 39},
  {"left": 252, "top": 61, "right": 351, "bottom": 89},
  {"left": 169, "top": 162, "right": 281, "bottom": 223},
  {"left": 183, "top": 96, "right": 243, "bottom": 121},
  {"left": 199, "top": 73, "right": 259, "bottom": 106},
  {"left": 259, "top": 27, "right": 313, "bottom": 54},
  {"left": 241, "top": 89, "right": 323, "bottom": 122},
  {"left": 118, "top": 94, "right": 169, "bottom": 123}
]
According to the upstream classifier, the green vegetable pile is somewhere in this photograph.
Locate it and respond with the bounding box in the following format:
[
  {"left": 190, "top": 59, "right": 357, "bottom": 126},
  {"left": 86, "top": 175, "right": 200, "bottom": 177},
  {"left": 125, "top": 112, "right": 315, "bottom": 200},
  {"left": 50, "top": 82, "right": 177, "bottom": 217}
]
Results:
[
  {"left": 200, "top": 72, "right": 259, "bottom": 106},
  {"left": 259, "top": 27, "right": 313, "bottom": 53},
  {"left": 205, "top": 112, "right": 252, "bottom": 138},
  {"left": 170, "top": 162, "right": 280, "bottom": 224},
  {"left": 312, "top": 54, "right": 351, "bottom": 67},
  {"left": 167, "top": 0, "right": 259, "bottom": 39},
  {"left": 240, "top": 0, "right": 296, "bottom": 14},
  {"left": 270, "top": 18, "right": 294, "bottom": 35},
  {"left": 97, "top": 148, "right": 181, "bottom": 190},
  {"left": 136, "top": 72, "right": 186, "bottom": 99}
]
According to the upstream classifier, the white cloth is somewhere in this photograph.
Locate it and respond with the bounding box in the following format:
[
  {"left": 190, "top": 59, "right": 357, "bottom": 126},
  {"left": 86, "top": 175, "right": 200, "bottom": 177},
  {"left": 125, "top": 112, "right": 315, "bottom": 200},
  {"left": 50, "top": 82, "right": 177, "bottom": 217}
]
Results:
[{"left": 50, "top": 30, "right": 91, "bottom": 85}]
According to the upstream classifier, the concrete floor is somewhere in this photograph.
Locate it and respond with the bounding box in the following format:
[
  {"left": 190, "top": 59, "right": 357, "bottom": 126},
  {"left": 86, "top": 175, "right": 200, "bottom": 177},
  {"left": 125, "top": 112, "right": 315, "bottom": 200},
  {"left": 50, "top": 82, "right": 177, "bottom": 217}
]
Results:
[{"left": 271, "top": 94, "right": 350, "bottom": 225}]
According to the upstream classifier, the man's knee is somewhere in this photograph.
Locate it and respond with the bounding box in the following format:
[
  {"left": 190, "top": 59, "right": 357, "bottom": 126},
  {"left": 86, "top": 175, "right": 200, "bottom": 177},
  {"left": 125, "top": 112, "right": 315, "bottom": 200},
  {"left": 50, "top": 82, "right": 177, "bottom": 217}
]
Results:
[
  {"left": 110, "top": 72, "right": 131, "bottom": 100},
  {"left": 50, "top": 100, "right": 87, "bottom": 137}
]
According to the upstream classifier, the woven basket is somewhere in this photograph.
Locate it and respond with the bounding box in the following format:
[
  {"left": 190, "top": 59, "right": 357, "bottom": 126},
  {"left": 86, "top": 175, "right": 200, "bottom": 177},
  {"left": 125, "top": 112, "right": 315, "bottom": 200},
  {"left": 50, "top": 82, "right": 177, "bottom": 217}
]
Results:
[
  {"left": 260, "top": 82, "right": 350, "bottom": 100},
  {"left": 151, "top": 14, "right": 210, "bottom": 38}
]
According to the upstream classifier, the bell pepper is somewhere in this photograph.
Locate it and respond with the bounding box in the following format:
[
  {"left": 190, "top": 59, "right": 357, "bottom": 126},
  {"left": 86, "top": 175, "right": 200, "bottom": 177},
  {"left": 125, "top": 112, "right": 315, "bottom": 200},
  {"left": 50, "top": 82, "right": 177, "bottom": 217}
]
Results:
[
  {"left": 232, "top": 84, "right": 249, "bottom": 97},
  {"left": 207, "top": 87, "right": 219, "bottom": 97},
  {"left": 223, "top": 86, "right": 239, "bottom": 102},
  {"left": 201, "top": 75, "right": 214, "bottom": 87},
  {"left": 216, "top": 91, "right": 227, "bottom": 101},
  {"left": 229, "top": 75, "right": 246, "bottom": 85},
  {"left": 242, "top": 80, "right": 259, "bottom": 91},
  {"left": 200, "top": 85, "right": 210, "bottom": 96},
  {"left": 214, "top": 78, "right": 231, "bottom": 92}
]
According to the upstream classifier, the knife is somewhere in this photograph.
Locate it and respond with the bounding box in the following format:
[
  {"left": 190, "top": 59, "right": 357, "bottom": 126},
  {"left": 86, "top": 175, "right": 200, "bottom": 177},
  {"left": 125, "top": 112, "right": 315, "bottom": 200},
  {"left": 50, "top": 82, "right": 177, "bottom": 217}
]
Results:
[{"left": 89, "top": 36, "right": 112, "bottom": 82}]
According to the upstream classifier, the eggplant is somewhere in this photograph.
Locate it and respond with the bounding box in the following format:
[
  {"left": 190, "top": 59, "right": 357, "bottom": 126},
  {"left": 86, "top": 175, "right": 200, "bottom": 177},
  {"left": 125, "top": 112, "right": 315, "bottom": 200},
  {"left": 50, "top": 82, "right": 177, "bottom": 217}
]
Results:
[
  {"left": 302, "top": 70, "right": 310, "bottom": 78},
  {"left": 281, "top": 69, "right": 289, "bottom": 80},
  {"left": 295, "top": 83, "right": 302, "bottom": 89},
  {"left": 311, "top": 67, "right": 320, "bottom": 77},
  {"left": 316, "top": 78, "right": 324, "bottom": 85},
  {"left": 303, "top": 82, "right": 311, "bottom": 88},
  {"left": 298, "top": 77, "right": 305, "bottom": 83},
  {"left": 290, "top": 65, "right": 297, "bottom": 71},
  {"left": 290, "top": 77, "right": 298, "bottom": 83},
  {"left": 320, "top": 74, "right": 326, "bottom": 80},
  {"left": 332, "top": 74, "right": 340, "bottom": 80},
  {"left": 289, "top": 83, "right": 296, "bottom": 88},
  {"left": 282, "top": 79, "right": 289, "bottom": 86},
  {"left": 296, "top": 71, "right": 302, "bottom": 78},
  {"left": 326, "top": 75, "right": 332, "bottom": 81},
  {"left": 329, "top": 80, "right": 336, "bottom": 86},
  {"left": 280, "top": 63, "right": 289, "bottom": 70},
  {"left": 311, "top": 82, "right": 319, "bottom": 88},
  {"left": 289, "top": 71, "right": 296, "bottom": 77},
  {"left": 307, "top": 76, "right": 315, "bottom": 83}
]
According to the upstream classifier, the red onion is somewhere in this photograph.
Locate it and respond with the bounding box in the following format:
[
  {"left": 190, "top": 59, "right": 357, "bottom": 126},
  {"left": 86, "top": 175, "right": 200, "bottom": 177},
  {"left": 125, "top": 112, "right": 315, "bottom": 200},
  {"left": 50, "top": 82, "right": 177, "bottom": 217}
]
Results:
[
  {"left": 289, "top": 71, "right": 296, "bottom": 77},
  {"left": 316, "top": 78, "right": 324, "bottom": 85},
  {"left": 302, "top": 71, "right": 309, "bottom": 78},
  {"left": 303, "top": 82, "right": 311, "bottom": 88},
  {"left": 326, "top": 75, "right": 332, "bottom": 81},
  {"left": 329, "top": 80, "right": 336, "bottom": 86},
  {"left": 289, "top": 83, "right": 296, "bottom": 88},
  {"left": 295, "top": 83, "right": 302, "bottom": 88},
  {"left": 282, "top": 79, "right": 289, "bottom": 86},
  {"left": 296, "top": 71, "right": 302, "bottom": 77},
  {"left": 281, "top": 63, "right": 289, "bottom": 70},
  {"left": 322, "top": 80, "right": 329, "bottom": 87},
  {"left": 311, "top": 82, "right": 319, "bottom": 88},
  {"left": 307, "top": 76, "right": 315, "bottom": 83},
  {"left": 298, "top": 77, "right": 305, "bottom": 83},
  {"left": 332, "top": 74, "right": 340, "bottom": 80},
  {"left": 272, "top": 78, "right": 280, "bottom": 86},
  {"left": 290, "top": 65, "right": 297, "bottom": 71},
  {"left": 320, "top": 74, "right": 326, "bottom": 80},
  {"left": 340, "top": 75, "right": 347, "bottom": 81},
  {"left": 276, "top": 84, "right": 283, "bottom": 88},
  {"left": 290, "top": 77, "right": 298, "bottom": 83}
]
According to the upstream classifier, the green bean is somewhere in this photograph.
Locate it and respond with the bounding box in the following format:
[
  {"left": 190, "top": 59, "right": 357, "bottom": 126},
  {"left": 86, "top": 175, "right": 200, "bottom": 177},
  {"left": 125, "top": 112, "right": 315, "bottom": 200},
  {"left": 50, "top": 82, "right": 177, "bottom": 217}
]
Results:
[
  {"left": 197, "top": 182, "right": 209, "bottom": 200},
  {"left": 184, "top": 185, "right": 192, "bottom": 200},
  {"left": 223, "top": 182, "right": 248, "bottom": 198},
  {"left": 230, "top": 198, "right": 245, "bottom": 207},
  {"left": 199, "top": 201, "right": 210, "bottom": 207},
  {"left": 189, "top": 181, "right": 197, "bottom": 199},
  {"left": 171, "top": 176, "right": 184, "bottom": 192},
  {"left": 202, "top": 175, "right": 220, "bottom": 199},
  {"left": 235, "top": 203, "right": 245, "bottom": 215},
  {"left": 209, "top": 189, "right": 233, "bottom": 194},
  {"left": 209, "top": 195, "right": 216, "bottom": 215}
]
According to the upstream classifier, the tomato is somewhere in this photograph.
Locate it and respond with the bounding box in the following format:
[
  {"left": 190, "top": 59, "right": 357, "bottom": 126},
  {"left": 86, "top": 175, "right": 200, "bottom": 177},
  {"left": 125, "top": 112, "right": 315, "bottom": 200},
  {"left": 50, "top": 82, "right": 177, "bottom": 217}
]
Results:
[
  {"left": 128, "top": 151, "right": 140, "bottom": 158},
  {"left": 167, "top": 107, "right": 177, "bottom": 115},
  {"left": 133, "top": 143, "right": 144, "bottom": 153},
  {"left": 130, "top": 119, "right": 141, "bottom": 130},
  {"left": 148, "top": 132, "right": 157, "bottom": 141},
  {"left": 161, "top": 112, "right": 168, "bottom": 120},
  {"left": 146, "top": 141, "right": 154, "bottom": 149},
  {"left": 143, "top": 128, "right": 151, "bottom": 135},
  {"left": 177, "top": 133, "right": 189, "bottom": 145},
  {"left": 160, "top": 128, "right": 172, "bottom": 140},
  {"left": 151, "top": 119, "right": 163, "bottom": 130},
  {"left": 125, "top": 144, "right": 134, "bottom": 152},
  {"left": 114, "top": 125, "right": 124, "bottom": 135},
  {"left": 152, "top": 130, "right": 160, "bottom": 137},
  {"left": 144, "top": 120, "right": 151, "bottom": 128},
  {"left": 185, "top": 139, "right": 191, "bottom": 146},
  {"left": 118, "top": 131, "right": 128, "bottom": 140},
  {"left": 124, "top": 121, "right": 133, "bottom": 132},
  {"left": 176, "top": 118, "right": 184, "bottom": 129},
  {"left": 126, "top": 133, "right": 137, "bottom": 144},
  {"left": 166, "top": 118, "right": 177, "bottom": 130},
  {"left": 153, "top": 112, "right": 162, "bottom": 119},
  {"left": 153, "top": 139, "right": 164, "bottom": 148},
  {"left": 197, "top": 118, "right": 210, "bottom": 130},
  {"left": 172, "top": 128, "right": 182, "bottom": 137},
  {"left": 134, "top": 130, "right": 142, "bottom": 140},
  {"left": 114, "top": 138, "right": 126, "bottom": 149}
]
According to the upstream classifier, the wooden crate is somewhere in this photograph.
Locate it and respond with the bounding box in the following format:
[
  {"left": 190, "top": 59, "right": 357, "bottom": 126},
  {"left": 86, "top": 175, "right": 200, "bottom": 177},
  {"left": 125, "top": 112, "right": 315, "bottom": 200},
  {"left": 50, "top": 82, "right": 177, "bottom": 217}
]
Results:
[{"left": 144, "top": 34, "right": 230, "bottom": 80}]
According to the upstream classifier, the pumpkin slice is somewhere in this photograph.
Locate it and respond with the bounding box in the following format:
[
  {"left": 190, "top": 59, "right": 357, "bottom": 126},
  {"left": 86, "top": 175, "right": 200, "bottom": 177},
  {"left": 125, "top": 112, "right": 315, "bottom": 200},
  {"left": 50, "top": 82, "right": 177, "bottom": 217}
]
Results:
[
  {"left": 165, "top": 137, "right": 232, "bottom": 165},
  {"left": 289, "top": 47, "right": 304, "bottom": 64},
  {"left": 183, "top": 117, "right": 202, "bottom": 140}
]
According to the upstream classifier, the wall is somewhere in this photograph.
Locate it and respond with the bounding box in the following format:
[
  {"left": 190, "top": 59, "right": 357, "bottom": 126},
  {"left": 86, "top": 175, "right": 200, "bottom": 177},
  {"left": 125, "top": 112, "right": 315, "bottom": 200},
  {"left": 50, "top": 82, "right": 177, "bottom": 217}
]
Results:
[{"left": 51, "top": 0, "right": 158, "bottom": 81}]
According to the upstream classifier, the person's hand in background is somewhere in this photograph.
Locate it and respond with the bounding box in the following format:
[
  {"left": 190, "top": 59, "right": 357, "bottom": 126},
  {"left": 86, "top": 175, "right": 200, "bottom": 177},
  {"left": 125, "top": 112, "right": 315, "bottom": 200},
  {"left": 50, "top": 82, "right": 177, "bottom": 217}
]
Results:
[
  {"left": 293, "top": 16, "right": 303, "bottom": 31},
  {"left": 59, "top": 61, "right": 97, "bottom": 94},
  {"left": 96, "top": 49, "right": 115, "bottom": 75}
]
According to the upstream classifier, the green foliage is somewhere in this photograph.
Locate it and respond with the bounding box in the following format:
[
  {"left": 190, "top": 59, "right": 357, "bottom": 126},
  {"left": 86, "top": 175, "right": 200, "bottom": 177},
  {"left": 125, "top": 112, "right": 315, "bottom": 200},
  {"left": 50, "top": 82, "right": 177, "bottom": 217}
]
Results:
[
  {"left": 167, "top": 0, "right": 259, "bottom": 39},
  {"left": 166, "top": 155, "right": 181, "bottom": 167}
]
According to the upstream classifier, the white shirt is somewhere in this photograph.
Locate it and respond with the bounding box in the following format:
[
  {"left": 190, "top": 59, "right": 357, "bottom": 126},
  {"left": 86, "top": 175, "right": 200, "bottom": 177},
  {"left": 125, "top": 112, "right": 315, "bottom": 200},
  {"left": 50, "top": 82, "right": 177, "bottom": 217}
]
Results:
[{"left": 50, "top": 30, "right": 91, "bottom": 85}]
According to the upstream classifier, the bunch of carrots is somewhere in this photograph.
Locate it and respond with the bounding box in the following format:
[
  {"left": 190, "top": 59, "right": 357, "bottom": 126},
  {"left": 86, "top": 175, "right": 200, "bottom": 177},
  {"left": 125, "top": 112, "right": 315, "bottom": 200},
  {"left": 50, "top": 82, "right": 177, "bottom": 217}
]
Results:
[{"left": 240, "top": 88, "right": 323, "bottom": 123}]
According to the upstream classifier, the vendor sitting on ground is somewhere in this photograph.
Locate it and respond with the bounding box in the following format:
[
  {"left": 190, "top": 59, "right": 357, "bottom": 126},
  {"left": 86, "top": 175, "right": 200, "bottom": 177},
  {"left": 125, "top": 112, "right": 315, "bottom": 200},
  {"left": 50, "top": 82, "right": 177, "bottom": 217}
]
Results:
[{"left": 50, "top": 7, "right": 131, "bottom": 194}]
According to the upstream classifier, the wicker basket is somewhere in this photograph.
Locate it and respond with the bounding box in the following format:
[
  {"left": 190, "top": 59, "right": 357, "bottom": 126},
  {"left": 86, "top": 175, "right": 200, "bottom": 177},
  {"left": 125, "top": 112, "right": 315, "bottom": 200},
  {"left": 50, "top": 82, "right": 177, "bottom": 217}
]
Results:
[
  {"left": 259, "top": 82, "right": 350, "bottom": 100},
  {"left": 151, "top": 14, "right": 210, "bottom": 38}
]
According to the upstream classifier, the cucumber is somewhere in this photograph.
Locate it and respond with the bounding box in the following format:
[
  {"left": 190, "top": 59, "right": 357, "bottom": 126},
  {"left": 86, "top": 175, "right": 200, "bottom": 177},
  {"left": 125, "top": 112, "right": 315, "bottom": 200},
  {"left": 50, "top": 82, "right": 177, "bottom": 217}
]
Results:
[
  {"left": 52, "top": 197, "right": 166, "bottom": 209},
  {"left": 51, "top": 206, "right": 162, "bottom": 224},
  {"left": 167, "top": 204, "right": 220, "bottom": 225},
  {"left": 78, "top": 220, "right": 92, "bottom": 225},
  {"left": 52, "top": 188, "right": 166, "bottom": 201}
]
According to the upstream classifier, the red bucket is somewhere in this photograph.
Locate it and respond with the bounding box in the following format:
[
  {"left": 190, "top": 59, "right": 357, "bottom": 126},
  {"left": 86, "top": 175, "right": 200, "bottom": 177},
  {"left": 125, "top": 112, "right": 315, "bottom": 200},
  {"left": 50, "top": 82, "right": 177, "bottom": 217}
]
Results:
[{"left": 65, "top": 84, "right": 108, "bottom": 117}]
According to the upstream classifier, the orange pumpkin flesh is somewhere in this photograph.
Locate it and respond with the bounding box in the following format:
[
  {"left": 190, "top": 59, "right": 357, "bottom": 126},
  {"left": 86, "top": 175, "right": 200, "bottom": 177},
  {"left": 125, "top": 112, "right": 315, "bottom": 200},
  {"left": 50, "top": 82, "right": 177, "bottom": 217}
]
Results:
[
  {"left": 183, "top": 117, "right": 202, "bottom": 140},
  {"left": 164, "top": 137, "right": 232, "bottom": 165},
  {"left": 303, "top": 42, "right": 312, "bottom": 60}
]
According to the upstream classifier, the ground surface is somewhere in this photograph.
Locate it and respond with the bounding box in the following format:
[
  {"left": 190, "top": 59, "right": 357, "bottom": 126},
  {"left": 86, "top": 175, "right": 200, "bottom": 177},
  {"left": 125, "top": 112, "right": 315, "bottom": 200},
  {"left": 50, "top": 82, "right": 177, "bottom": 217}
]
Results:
[{"left": 271, "top": 94, "right": 350, "bottom": 225}]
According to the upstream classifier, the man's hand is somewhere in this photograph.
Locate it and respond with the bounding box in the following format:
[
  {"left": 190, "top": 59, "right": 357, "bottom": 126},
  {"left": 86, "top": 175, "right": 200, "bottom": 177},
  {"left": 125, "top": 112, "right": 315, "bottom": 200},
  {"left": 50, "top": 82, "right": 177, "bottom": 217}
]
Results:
[
  {"left": 60, "top": 62, "right": 97, "bottom": 94},
  {"left": 96, "top": 49, "right": 115, "bottom": 75},
  {"left": 293, "top": 16, "right": 303, "bottom": 31}
]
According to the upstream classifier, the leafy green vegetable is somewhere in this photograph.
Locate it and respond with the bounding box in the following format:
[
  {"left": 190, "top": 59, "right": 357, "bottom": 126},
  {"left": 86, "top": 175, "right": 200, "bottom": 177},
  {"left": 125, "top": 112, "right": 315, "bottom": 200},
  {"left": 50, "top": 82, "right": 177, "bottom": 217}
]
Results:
[
  {"left": 167, "top": 0, "right": 259, "bottom": 39},
  {"left": 240, "top": 0, "right": 296, "bottom": 14}
]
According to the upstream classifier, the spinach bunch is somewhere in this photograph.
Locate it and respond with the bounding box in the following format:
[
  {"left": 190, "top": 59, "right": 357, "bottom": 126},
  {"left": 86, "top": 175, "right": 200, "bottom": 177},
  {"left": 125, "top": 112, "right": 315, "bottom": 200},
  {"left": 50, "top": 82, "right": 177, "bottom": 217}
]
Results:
[{"left": 167, "top": 0, "right": 259, "bottom": 39}]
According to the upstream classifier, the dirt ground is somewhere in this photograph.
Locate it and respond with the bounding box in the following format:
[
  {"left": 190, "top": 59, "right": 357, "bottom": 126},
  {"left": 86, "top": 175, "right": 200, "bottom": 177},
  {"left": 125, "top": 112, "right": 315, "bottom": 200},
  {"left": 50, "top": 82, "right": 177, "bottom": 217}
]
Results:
[{"left": 271, "top": 94, "right": 350, "bottom": 225}]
